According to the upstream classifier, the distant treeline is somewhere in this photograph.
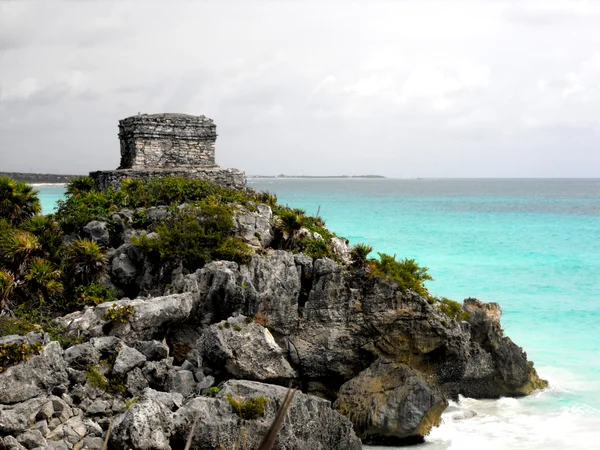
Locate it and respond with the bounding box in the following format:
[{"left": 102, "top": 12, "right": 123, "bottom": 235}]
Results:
[{"left": 0, "top": 172, "right": 83, "bottom": 184}]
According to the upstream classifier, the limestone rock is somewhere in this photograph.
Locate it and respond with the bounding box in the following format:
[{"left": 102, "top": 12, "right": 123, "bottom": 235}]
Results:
[
  {"left": 132, "top": 340, "right": 169, "bottom": 361},
  {"left": 83, "top": 220, "right": 110, "bottom": 247},
  {"left": 110, "top": 398, "right": 173, "bottom": 450},
  {"left": 460, "top": 298, "right": 549, "bottom": 397},
  {"left": 234, "top": 203, "right": 274, "bottom": 248},
  {"left": 198, "top": 315, "right": 296, "bottom": 382},
  {"left": 57, "top": 293, "right": 197, "bottom": 343},
  {"left": 111, "top": 252, "right": 138, "bottom": 286},
  {"left": 63, "top": 342, "right": 101, "bottom": 369},
  {"left": 334, "top": 358, "right": 448, "bottom": 444},
  {"left": 0, "top": 342, "right": 68, "bottom": 404},
  {"left": 113, "top": 346, "right": 146, "bottom": 374},
  {"left": 171, "top": 380, "right": 362, "bottom": 450},
  {"left": 142, "top": 387, "right": 183, "bottom": 411}
]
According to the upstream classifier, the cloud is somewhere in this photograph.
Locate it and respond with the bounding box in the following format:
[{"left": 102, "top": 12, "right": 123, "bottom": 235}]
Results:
[{"left": 0, "top": 0, "right": 599, "bottom": 177}]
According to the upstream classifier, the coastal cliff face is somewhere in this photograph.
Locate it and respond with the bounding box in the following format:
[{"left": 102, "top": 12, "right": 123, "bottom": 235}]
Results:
[{"left": 0, "top": 181, "right": 547, "bottom": 449}]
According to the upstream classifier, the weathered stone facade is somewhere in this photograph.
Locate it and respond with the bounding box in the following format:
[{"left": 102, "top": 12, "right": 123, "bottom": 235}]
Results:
[
  {"left": 118, "top": 114, "right": 216, "bottom": 169},
  {"left": 91, "top": 113, "right": 245, "bottom": 190},
  {"left": 90, "top": 167, "right": 246, "bottom": 191}
]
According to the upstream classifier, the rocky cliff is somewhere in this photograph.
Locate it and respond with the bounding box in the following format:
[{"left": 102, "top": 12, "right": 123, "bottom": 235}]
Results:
[{"left": 0, "top": 180, "right": 547, "bottom": 449}]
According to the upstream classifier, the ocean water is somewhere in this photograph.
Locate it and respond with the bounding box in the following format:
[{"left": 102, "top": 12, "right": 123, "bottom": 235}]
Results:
[{"left": 36, "top": 179, "right": 600, "bottom": 449}]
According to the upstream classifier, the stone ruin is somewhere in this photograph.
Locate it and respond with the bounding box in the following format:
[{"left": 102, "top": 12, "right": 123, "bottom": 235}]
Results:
[{"left": 90, "top": 113, "right": 245, "bottom": 190}]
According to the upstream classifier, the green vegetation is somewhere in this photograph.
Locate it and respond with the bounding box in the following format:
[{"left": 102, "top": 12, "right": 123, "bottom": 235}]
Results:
[
  {"left": 234, "top": 325, "right": 242, "bottom": 332},
  {"left": 204, "top": 387, "right": 220, "bottom": 397},
  {"left": 0, "top": 177, "right": 41, "bottom": 225},
  {"left": 0, "top": 316, "right": 40, "bottom": 337},
  {"left": 244, "top": 316, "right": 254, "bottom": 324},
  {"left": 125, "top": 397, "right": 138, "bottom": 408},
  {"left": 0, "top": 341, "right": 43, "bottom": 372},
  {"left": 225, "top": 394, "right": 269, "bottom": 420},
  {"left": 369, "top": 253, "right": 433, "bottom": 298},
  {"left": 73, "top": 283, "right": 116, "bottom": 306},
  {"left": 350, "top": 243, "right": 373, "bottom": 269},
  {"left": 85, "top": 365, "right": 127, "bottom": 394},
  {"left": 102, "top": 304, "right": 135, "bottom": 323},
  {"left": 437, "top": 298, "right": 470, "bottom": 321}
]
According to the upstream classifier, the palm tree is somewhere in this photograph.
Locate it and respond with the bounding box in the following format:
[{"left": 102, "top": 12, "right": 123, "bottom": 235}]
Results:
[
  {"left": 25, "top": 257, "right": 63, "bottom": 305},
  {"left": 0, "top": 269, "right": 20, "bottom": 312},
  {"left": 350, "top": 243, "right": 373, "bottom": 269},
  {"left": 21, "top": 215, "right": 64, "bottom": 262},
  {"left": 277, "top": 210, "right": 304, "bottom": 248},
  {"left": 0, "top": 230, "right": 41, "bottom": 276},
  {"left": 0, "top": 177, "right": 42, "bottom": 225},
  {"left": 63, "top": 238, "right": 107, "bottom": 286},
  {"left": 65, "top": 176, "right": 95, "bottom": 198}
]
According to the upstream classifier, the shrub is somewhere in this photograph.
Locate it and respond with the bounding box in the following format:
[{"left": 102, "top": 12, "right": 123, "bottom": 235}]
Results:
[
  {"left": 131, "top": 204, "right": 250, "bottom": 270},
  {"left": 0, "top": 342, "right": 43, "bottom": 372},
  {"left": 437, "top": 298, "right": 470, "bottom": 321},
  {"left": 298, "top": 238, "right": 332, "bottom": 260},
  {"left": 225, "top": 394, "right": 269, "bottom": 420},
  {"left": 74, "top": 283, "right": 116, "bottom": 306},
  {"left": 234, "top": 325, "right": 242, "bottom": 332},
  {"left": 370, "top": 253, "right": 432, "bottom": 298},
  {"left": 204, "top": 387, "right": 220, "bottom": 397},
  {"left": 0, "top": 270, "right": 19, "bottom": 311},
  {"left": 86, "top": 364, "right": 126, "bottom": 394},
  {"left": 0, "top": 316, "right": 40, "bottom": 337},
  {"left": 102, "top": 304, "right": 134, "bottom": 323}
]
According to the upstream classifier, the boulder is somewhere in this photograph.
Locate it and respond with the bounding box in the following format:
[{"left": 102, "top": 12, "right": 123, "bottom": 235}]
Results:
[
  {"left": 334, "top": 358, "right": 447, "bottom": 444},
  {"left": 110, "top": 398, "right": 173, "bottom": 450},
  {"left": 173, "top": 251, "right": 302, "bottom": 335},
  {"left": 57, "top": 293, "right": 197, "bottom": 343},
  {"left": 234, "top": 204, "right": 274, "bottom": 248},
  {"left": 111, "top": 252, "right": 138, "bottom": 286},
  {"left": 174, "top": 380, "right": 362, "bottom": 450},
  {"left": 83, "top": 220, "right": 110, "bottom": 247},
  {"left": 459, "top": 298, "right": 549, "bottom": 397},
  {"left": 113, "top": 346, "right": 146, "bottom": 374},
  {"left": 0, "top": 342, "right": 68, "bottom": 404},
  {"left": 198, "top": 315, "right": 296, "bottom": 382}
]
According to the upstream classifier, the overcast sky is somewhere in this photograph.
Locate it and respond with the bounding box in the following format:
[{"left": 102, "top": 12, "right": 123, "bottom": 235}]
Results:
[{"left": 1, "top": 0, "right": 599, "bottom": 177}]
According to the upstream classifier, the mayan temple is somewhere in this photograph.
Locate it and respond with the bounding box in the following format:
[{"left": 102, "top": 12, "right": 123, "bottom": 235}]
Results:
[{"left": 90, "top": 113, "right": 246, "bottom": 190}]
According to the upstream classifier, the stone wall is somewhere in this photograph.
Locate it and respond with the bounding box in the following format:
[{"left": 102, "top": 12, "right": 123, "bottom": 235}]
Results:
[
  {"left": 90, "top": 168, "right": 246, "bottom": 191},
  {"left": 118, "top": 114, "right": 217, "bottom": 169}
]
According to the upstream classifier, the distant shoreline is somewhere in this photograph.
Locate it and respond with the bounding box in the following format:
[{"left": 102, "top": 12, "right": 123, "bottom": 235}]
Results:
[
  {"left": 248, "top": 175, "right": 386, "bottom": 179},
  {"left": 1, "top": 172, "right": 83, "bottom": 184}
]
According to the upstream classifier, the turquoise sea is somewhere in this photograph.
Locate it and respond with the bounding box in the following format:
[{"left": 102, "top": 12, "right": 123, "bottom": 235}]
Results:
[{"left": 37, "top": 178, "right": 600, "bottom": 449}]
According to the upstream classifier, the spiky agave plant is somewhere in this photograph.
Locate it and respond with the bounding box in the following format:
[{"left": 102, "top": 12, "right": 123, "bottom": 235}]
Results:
[
  {"left": 0, "top": 177, "right": 42, "bottom": 225},
  {"left": 65, "top": 176, "right": 95, "bottom": 198},
  {"left": 25, "top": 257, "right": 63, "bottom": 305},
  {"left": 350, "top": 243, "right": 374, "bottom": 269},
  {"left": 121, "top": 178, "right": 145, "bottom": 207},
  {"left": 63, "top": 238, "right": 107, "bottom": 286}
]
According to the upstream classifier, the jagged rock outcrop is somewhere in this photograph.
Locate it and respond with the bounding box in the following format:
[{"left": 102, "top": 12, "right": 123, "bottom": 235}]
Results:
[
  {"left": 198, "top": 315, "right": 297, "bottom": 382},
  {"left": 57, "top": 293, "right": 197, "bottom": 343},
  {"left": 0, "top": 341, "right": 68, "bottom": 404},
  {"left": 333, "top": 358, "right": 447, "bottom": 445}
]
